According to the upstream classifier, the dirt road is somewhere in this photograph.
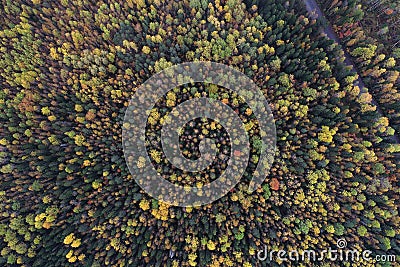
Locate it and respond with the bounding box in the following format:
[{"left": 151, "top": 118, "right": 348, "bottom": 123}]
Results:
[{"left": 303, "top": 0, "right": 400, "bottom": 144}]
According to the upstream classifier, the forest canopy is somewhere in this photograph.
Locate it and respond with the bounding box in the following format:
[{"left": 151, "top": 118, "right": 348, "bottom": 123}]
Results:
[{"left": 0, "top": 0, "right": 399, "bottom": 266}]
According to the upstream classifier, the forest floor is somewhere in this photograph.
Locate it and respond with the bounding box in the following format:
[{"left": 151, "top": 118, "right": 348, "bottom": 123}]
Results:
[{"left": 303, "top": 0, "right": 400, "bottom": 144}]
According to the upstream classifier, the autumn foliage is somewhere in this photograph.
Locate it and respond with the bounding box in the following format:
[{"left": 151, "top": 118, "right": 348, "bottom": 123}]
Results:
[{"left": 0, "top": 0, "right": 399, "bottom": 266}]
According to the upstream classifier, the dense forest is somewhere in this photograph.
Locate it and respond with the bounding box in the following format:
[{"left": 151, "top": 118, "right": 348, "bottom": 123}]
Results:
[
  {"left": 317, "top": 0, "right": 400, "bottom": 134},
  {"left": 0, "top": 0, "right": 399, "bottom": 266}
]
